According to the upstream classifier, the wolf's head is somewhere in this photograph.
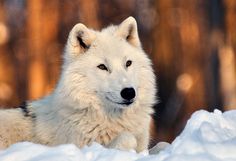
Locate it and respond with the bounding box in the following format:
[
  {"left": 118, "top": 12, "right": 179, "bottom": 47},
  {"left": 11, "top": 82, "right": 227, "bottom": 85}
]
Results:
[{"left": 56, "top": 17, "right": 156, "bottom": 113}]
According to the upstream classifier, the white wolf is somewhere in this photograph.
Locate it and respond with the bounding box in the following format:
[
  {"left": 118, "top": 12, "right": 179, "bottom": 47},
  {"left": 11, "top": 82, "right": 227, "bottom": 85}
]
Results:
[{"left": 0, "top": 17, "right": 157, "bottom": 152}]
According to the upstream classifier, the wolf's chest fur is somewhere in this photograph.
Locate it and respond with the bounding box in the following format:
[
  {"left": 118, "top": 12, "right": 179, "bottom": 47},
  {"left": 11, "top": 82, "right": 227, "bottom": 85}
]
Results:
[
  {"left": 74, "top": 109, "right": 147, "bottom": 147},
  {"left": 32, "top": 105, "right": 149, "bottom": 148}
]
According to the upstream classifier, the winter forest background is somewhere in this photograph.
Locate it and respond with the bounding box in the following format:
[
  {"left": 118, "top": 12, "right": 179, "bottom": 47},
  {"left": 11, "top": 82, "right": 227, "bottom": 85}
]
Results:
[{"left": 0, "top": 0, "right": 236, "bottom": 145}]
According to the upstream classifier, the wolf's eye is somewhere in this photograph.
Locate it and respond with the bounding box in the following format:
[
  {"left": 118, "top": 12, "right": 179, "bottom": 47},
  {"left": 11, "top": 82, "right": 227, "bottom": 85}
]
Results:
[
  {"left": 97, "top": 64, "right": 108, "bottom": 71},
  {"left": 126, "top": 60, "right": 132, "bottom": 68}
]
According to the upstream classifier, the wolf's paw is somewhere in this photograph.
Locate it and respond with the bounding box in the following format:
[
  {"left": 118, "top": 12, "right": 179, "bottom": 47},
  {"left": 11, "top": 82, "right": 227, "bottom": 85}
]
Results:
[{"left": 108, "top": 132, "right": 137, "bottom": 151}]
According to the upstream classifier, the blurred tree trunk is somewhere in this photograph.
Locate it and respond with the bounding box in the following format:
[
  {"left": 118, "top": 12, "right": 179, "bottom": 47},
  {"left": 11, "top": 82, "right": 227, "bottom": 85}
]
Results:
[
  {"left": 176, "top": 1, "right": 214, "bottom": 134},
  {"left": 0, "top": 2, "right": 19, "bottom": 107},
  {"left": 27, "top": 0, "right": 59, "bottom": 99},
  {"left": 153, "top": 0, "right": 209, "bottom": 142},
  {"left": 27, "top": 0, "right": 46, "bottom": 99},
  {"left": 78, "top": 0, "right": 100, "bottom": 29},
  {"left": 152, "top": 0, "right": 177, "bottom": 142},
  {"left": 224, "top": 0, "right": 236, "bottom": 47},
  {"left": 220, "top": 0, "right": 236, "bottom": 110}
]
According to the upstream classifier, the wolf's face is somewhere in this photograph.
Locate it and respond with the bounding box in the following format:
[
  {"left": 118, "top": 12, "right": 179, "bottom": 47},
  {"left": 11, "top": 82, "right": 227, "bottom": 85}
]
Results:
[
  {"left": 59, "top": 17, "right": 156, "bottom": 110},
  {"left": 82, "top": 35, "right": 141, "bottom": 109}
]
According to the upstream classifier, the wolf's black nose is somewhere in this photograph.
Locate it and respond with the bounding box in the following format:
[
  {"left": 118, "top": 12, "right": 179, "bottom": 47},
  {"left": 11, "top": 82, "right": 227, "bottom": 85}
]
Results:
[{"left": 120, "top": 88, "right": 136, "bottom": 100}]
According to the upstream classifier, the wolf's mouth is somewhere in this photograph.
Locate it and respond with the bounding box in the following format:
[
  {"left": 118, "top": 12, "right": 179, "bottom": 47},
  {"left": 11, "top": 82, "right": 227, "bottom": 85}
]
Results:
[{"left": 105, "top": 96, "right": 133, "bottom": 106}]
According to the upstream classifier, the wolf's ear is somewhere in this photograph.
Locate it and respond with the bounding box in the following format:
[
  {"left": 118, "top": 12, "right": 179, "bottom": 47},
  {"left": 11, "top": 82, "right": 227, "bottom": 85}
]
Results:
[
  {"left": 116, "top": 17, "right": 141, "bottom": 47},
  {"left": 67, "top": 23, "right": 96, "bottom": 54}
]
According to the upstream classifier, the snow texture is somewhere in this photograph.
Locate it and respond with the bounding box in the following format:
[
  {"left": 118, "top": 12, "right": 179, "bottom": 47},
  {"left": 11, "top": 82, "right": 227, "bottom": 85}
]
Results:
[{"left": 0, "top": 109, "right": 236, "bottom": 161}]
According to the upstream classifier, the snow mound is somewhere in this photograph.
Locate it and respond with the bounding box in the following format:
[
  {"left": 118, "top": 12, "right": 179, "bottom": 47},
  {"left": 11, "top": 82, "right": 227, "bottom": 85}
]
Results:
[
  {"left": 156, "top": 109, "right": 236, "bottom": 161},
  {"left": 0, "top": 109, "right": 236, "bottom": 161}
]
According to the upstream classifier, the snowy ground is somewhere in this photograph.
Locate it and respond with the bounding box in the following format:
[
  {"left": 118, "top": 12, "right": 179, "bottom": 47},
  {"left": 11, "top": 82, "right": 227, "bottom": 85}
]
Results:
[{"left": 0, "top": 109, "right": 236, "bottom": 161}]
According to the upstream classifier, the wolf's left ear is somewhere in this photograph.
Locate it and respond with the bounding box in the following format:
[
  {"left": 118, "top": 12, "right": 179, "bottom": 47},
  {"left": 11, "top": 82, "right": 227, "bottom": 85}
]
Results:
[{"left": 116, "top": 17, "right": 141, "bottom": 47}]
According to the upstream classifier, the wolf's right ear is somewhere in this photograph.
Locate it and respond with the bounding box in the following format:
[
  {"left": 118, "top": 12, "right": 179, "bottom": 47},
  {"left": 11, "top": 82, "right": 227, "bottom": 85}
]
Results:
[
  {"left": 116, "top": 17, "right": 141, "bottom": 48},
  {"left": 67, "top": 23, "right": 96, "bottom": 54}
]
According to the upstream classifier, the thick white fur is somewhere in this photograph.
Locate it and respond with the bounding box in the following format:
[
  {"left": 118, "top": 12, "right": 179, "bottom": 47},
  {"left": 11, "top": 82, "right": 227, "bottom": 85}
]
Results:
[
  {"left": 0, "top": 109, "right": 32, "bottom": 149},
  {"left": 0, "top": 17, "right": 157, "bottom": 152}
]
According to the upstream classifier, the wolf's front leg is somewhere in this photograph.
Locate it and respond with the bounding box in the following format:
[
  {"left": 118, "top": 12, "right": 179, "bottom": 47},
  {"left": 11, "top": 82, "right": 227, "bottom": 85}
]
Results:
[
  {"left": 135, "top": 128, "right": 149, "bottom": 152},
  {"left": 107, "top": 132, "right": 137, "bottom": 151}
]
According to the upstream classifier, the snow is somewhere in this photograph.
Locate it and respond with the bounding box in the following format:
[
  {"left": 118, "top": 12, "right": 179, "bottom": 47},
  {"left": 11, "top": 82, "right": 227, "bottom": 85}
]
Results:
[{"left": 0, "top": 109, "right": 236, "bottom": 161}]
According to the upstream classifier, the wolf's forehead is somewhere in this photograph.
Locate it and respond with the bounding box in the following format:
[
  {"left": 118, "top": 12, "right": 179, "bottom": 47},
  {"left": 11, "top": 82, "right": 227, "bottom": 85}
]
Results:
[
  {"left": 95, "top": 32, "right": 121, "bottom": 45},
  {"left": 93, "top": 33, "right": 129, "bottom": 55}
]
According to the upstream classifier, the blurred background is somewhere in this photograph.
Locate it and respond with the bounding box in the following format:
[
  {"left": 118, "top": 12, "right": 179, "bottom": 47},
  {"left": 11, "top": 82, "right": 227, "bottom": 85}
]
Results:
[{"left": 0, "top": 0, "right": 236, "bottom": 144}]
